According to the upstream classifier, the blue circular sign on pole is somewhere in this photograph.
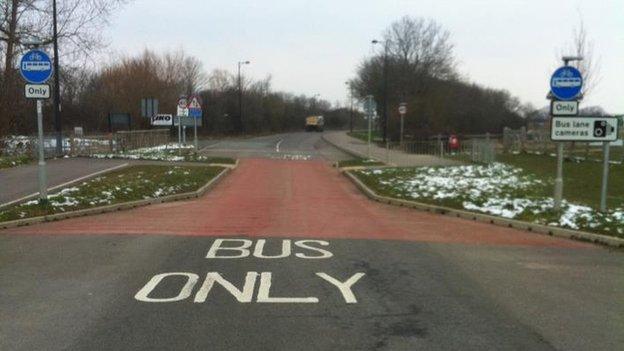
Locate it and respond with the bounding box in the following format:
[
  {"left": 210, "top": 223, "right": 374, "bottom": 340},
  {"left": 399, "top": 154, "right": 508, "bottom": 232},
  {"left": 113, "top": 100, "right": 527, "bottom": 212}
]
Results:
[
  {"left": 550, "top": 66, "right": 583, "bottom": 101},
  {"left": 19, "top": 49, "right": 53, "bottom": 84}
]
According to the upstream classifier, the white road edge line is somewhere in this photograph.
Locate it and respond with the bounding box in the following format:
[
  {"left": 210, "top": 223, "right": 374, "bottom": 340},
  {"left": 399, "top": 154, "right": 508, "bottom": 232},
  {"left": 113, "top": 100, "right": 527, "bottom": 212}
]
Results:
[
  {"left": 275, "top": 139, "right": 284, "bottom": 153},
  {"left": 0, "top": 162, "right": 129, "bottom": 209}
]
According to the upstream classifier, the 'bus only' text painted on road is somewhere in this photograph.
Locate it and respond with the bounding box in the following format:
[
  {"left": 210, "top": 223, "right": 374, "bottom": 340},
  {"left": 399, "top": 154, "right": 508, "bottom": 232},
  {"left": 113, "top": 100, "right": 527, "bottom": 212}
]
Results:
[{"left": 134, "top": 239, "right": 365, "bottom": 304}]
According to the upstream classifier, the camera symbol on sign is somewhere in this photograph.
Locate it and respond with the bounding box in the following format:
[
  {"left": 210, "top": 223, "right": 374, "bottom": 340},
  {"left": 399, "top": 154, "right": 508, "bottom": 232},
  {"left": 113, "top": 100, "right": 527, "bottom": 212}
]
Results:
[{"left": 593, "top": 120, "right": 615, "bottom": 138}]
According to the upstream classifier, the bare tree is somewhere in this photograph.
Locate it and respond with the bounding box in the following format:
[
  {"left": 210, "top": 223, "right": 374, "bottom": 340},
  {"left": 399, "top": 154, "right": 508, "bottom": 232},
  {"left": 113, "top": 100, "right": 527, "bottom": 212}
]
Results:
[
  {"left": 559, "top": 18, "right": 601, "bottom": 99},
  {"left": 0, "top": 0, "right": 129, "bottom": 135},
  {"left": 384, "top": 16, "right": 456, "bottom": 82}
]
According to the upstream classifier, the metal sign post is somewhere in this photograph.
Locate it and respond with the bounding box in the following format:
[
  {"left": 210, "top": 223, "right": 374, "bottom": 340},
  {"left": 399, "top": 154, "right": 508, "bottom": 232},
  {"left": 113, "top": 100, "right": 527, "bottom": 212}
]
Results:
[
  {"left": 600, "top": 142, "right": 610, "bottom": 212},
  {"left": 364, "top": 96, "right": 376, "bottom": 158},
  {"left": 194, "top": 118, "right": 198, "bottom": 151},
  {"left": 549, "top": 60, "right": 583, "bottom": 211},
  {"left": 550, "top": 115, "right": 619, "bottom": 211},
  {"left": 188, "top": 95, "right": 202, "bottom": 152},
  {"left": 177, "top": 116, "right": 182, "bottom": 156},
  {"left": 176, "top": 96, "right": 189, "bottom": 155},
  {"left": 20, "top": 49, "right": 53, "bottom": 202},
  {"left": 36, "top": 100, "right": 47, "bottom": 199},
  {"left": 399, "top": 103, "right": 407, "bottom": 146}
]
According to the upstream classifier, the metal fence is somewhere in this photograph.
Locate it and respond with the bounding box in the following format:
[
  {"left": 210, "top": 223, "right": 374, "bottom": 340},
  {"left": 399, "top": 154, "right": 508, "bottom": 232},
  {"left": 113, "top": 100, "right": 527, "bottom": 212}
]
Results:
[
  {"left": 384, "top": 137, "right": 497, "bottom": 164},
  {"left": 1, "top": 129, "right": 172, "bottom": 158},
  {"left": 389, "top": 129, "right": 623, "bottom": 165},
  {"left": 504, "top": 127, "right": 624, "bottom": 163}
]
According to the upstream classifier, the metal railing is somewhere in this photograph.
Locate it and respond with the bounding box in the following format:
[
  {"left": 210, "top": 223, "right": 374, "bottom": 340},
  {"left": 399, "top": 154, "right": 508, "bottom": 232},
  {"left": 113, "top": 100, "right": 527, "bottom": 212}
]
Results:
[{"left": 1, "top": 129, "right": 172, "bottom": 158}]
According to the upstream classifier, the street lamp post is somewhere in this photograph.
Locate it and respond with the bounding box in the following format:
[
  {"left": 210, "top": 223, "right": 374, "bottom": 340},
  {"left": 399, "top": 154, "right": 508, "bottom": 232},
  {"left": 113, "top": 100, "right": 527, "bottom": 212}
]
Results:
[
  {"left": 237, "top": 60, "right": 250, "bottom": 133},
  {"left": 372, "top": 39, "right": 388, "bottom": 143},
  {"left": 345, "top": 82, "right": 354, "bottom": 133},
  {"left": 312, "top": 93, "right": 321, "bottom": 113},
  {"left": 52, "top": 0, "right": 62, "bottom": 156}
]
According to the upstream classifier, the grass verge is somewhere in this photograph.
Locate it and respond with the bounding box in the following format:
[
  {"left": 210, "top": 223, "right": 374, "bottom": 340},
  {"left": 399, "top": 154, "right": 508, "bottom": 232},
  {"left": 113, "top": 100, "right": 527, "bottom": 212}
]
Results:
[
  {"left": 347, "top": 131, "right": 383, "bottom": 143},
  {"left": 352, "top": 163, "right": 624, "bottom": 238},
  {"left": 0, "top": 165, "right": 223, "bottom": 222},
  {"left": 0, "top": 155, "right": 32, "bottom": 169},
  {"left": 497, "top": 153, "right": 624, "bottom": 209},
  {"left": 338, "top": 158, "right": 385, "bottom": 168},
  {"left": 92, "top": 144, "right": 236, "bottom": 164}
]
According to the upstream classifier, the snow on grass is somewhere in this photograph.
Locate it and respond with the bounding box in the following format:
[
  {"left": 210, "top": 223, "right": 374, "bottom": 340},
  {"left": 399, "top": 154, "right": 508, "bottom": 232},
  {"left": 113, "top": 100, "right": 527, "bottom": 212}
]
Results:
[
  {"left": 354, "top": 163, "right": 624, "bottom": 237},
  {"left": 0, "top": 165, "right": 223, "bottom": 222},
  {"left": 92, "top": 143, "right": 209, "bottom": 162}
]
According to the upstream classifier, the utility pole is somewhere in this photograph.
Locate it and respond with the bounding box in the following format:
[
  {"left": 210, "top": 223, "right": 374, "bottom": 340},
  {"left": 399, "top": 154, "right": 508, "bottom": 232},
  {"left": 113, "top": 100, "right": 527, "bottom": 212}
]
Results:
[
  {"left": 345, "top": 81, "right": 354, "bottom": 133},
  {"left": 237, "top": 60, "right": 250, "bottom": 133},
  {"left": 382, "top": 44, "right": 388, "bottom": 143},
  {"left": 52, "top": 0, "right": 62, "bottom": 156},
  {"left": 372, "top": 39, "right": 389, "bottom": 143}
]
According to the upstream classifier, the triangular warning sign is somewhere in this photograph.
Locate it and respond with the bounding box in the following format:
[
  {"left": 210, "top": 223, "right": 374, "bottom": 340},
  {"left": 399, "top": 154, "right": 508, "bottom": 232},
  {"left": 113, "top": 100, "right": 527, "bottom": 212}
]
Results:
[{"left": 188, "top": 96, "right": 201, "bottom": 109}]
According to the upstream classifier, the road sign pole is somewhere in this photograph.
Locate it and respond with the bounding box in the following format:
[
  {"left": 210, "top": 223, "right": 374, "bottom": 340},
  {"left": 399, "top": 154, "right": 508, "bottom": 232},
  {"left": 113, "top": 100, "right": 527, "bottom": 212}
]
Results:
[
  {"left": 36, "top": 100, "right": 47, "bottom": 201},
  {"left": 600, "top": 142, "right": 611, "bottom": 212},
  {"left": 367, "top": 96, "right": 372, "bottom": 158},
  {"left": 183, "top": 126, "right": 187, "bottom": 145},
  {"left": 177, "top": 116, "right": 182, "bottom": 156},
  {"left": 554, "top": 143, "right": 564, "bottom": 210},
  {"left": 400, "top": 113, "right": 405, "bottom": 146},
  {"left": 550, "top": 58, "right": 583, "bottom": 211},
  {"left": 194, "top": 117, "right": 198, "bottom": 152}
]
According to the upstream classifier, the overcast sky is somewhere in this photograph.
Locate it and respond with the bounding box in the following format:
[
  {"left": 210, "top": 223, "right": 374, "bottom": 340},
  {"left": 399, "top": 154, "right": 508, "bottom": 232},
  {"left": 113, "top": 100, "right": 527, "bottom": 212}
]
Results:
[{"left": 104, "top": 0, "right": 624, "bottom": 113}]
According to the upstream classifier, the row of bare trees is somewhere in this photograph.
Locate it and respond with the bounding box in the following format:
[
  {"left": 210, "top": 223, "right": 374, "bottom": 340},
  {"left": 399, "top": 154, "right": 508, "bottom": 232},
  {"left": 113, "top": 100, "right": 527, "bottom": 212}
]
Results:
[
  {"left": 72, "top": 50, "right": 352, "bottom": 134},
  {"left": 0, "top": 0, "right": 352, "bottom": 136},
  {"left": 1, "top": 44, "right": 354, "bottom": 135},
  {"left": 350, "top": 15, "right": 601, "bottom": 140},
  {"left": 0, "top": 0, "right": 128, "bottom": 136},
  {"left": 349, "top": 16, "right": 527, "bottom": 140}
]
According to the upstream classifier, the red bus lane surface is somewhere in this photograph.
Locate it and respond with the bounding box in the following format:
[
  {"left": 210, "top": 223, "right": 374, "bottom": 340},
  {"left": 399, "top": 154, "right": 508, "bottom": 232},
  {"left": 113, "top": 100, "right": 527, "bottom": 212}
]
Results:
[{"left": 1, "top": 158, "right": 592, "bottom": 248}]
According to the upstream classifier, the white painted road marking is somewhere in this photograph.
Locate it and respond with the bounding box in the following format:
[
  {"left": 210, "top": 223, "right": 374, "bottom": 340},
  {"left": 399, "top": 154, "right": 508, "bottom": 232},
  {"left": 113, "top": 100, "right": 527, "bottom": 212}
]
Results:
[
  {"left": 136, "top": 239, "right": 362, "bottom": 304},
  {"left": 135, "top": 272, "right": 365, "bottom": 304},
  {"left": 257, "top": 272, "right": 319, "bottom": 303},
  {"left": 275, "top": 139, "right": 283, "bottom": 152},
  {"left": 194, "top": 272, "right": 257, "bottom": 303},
  {"left": 206, "top": 239, "right": 333, "bottom": 259},
  {"left": 134, "top": 272, "right": 199, "bottom": 303},
  {"left": 316, "top": 272, "right": 366, "bottom": 304}
]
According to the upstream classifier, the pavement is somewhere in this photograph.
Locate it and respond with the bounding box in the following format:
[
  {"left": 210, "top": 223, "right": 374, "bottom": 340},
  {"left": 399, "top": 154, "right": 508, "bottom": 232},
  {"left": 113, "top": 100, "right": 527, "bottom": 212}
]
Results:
[
  {"left": 0, "top": 157, "right": 127, "bottom": 205},
  {"left": 0, "top": 132, "right": 622, "bottom": 350},
  {"left": 323, "top": 131, "right": 461, "bottom": 167}
]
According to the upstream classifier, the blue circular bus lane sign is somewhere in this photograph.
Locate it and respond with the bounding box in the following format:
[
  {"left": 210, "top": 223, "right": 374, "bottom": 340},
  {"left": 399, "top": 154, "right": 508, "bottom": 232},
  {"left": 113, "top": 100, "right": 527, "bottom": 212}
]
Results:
[
  {"left": 550, "top": 66, "right": 583, "bottom": 101},
  {"left": 19, "top": 49, "right": 53, "bottom": 84}
]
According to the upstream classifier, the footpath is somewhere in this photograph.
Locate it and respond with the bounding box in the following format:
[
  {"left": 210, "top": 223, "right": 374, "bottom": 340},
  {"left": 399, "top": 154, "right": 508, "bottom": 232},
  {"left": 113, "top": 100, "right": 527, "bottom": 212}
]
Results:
[{"left": 322, "top": 131, "right": 460, "bottom": 167}]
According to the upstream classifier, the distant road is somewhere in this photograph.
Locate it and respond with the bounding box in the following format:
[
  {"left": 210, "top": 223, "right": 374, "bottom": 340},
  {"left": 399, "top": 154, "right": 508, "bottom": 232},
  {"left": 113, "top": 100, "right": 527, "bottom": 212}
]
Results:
[{"left": 199, "top": 131, "right": 352, "bottom": 161}]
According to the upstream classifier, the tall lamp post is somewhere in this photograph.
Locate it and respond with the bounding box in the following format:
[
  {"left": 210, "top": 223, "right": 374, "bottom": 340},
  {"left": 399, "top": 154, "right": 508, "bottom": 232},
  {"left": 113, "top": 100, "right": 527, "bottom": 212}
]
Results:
[
  {"left": 372, "top": 39, "right": 388, "bottom": 143},
  {"left": 52, "top": 0, "right": 62, "bottom": 155},
  {"left": 237, "top": 60, "right": 250, "bottom": 133},
  {"left": 345, "top": 81, "right": 354, "bottom": 133},
  {"left": 312, "top": 93, "right": 320, "bottom": 114}
]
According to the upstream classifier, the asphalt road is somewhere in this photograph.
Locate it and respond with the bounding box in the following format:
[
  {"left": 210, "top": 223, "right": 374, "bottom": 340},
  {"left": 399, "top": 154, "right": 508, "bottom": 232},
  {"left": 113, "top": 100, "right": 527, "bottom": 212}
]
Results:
[
  {"left": 0, "top": 158, "right": 127, "bottom": 205},
  {"left": 1, "top": 132, "right": 622, "bottom": 351},
  {"left": 199, "top": 131, "right": 352, "bottom": 161}
]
